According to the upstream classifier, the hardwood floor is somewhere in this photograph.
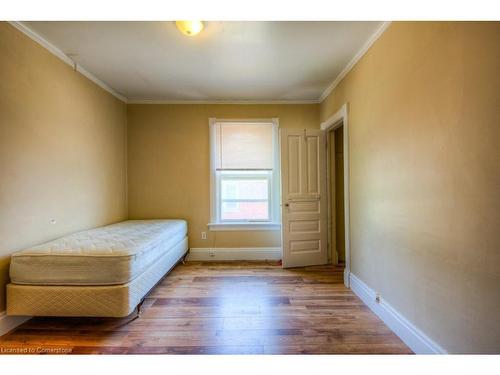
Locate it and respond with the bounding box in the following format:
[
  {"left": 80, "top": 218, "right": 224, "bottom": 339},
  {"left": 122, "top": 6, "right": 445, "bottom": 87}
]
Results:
[{"left": 0, "top": 261, "right": 412, "bottom": 354}]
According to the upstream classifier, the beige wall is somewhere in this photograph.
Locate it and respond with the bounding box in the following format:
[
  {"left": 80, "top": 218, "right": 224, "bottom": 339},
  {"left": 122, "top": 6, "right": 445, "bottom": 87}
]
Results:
[
  {"left": 3, "top": 19, "right": 499, "bottom": 353},
  {"left": 320, "top": 22, "right": 500, "bottom": 353},
  {"left": 0, "top": 23, "right": 128, "bottom": 311},
  {"left": 127, "top": 104, "right": 319, "bottom": 248}
]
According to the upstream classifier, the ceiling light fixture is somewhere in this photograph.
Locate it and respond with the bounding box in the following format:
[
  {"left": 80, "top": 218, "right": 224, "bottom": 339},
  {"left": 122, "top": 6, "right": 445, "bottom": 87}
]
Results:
[{"left": 175, "top": 21, "right": 204, "bottom": 36}]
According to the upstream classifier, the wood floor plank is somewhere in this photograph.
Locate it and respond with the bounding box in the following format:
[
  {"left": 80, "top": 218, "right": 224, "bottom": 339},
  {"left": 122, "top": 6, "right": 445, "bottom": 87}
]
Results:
[{"left": 0, "top": 261, "right": 412, "bottom": 354}]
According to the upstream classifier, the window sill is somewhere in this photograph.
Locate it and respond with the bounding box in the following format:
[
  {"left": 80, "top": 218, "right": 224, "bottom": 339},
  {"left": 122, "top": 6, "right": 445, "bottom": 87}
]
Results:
[{"left": 208, "top": 222, "right": 281, "bottom": 231}]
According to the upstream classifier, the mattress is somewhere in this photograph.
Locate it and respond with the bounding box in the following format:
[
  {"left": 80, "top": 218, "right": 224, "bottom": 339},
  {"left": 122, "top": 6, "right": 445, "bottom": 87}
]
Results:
[
  {"left": 10, "top": 219, "right": 187, "bottom": 286},
  {"left": 7, "top": 236, "right": 188, "bottom": 317}
]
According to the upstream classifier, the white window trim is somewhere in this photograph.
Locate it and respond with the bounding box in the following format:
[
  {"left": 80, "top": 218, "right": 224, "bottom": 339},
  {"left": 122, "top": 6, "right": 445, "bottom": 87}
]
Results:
[{"left": 208, "top": 118, "right": 281, "bottom": 231}]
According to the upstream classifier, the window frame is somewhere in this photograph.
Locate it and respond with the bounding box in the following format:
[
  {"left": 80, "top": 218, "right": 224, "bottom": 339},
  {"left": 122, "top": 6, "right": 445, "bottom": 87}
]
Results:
[{"left": 208, "top": 118, "right": 281, "bottom": 231}]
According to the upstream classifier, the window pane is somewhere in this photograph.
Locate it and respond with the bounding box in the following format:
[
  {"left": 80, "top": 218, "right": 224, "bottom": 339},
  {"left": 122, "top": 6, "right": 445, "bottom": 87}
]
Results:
[
  {"left": 221, "top": 201, "right": 269, "bottom": 221},
  {"left": 221, "top": 178, "right": 268, "bottom": 200}
]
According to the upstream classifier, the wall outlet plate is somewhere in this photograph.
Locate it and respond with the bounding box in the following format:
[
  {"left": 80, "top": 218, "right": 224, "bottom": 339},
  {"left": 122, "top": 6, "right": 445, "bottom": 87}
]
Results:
[{"left": 201, "top": 231, "right": 207, "bottom": 240}]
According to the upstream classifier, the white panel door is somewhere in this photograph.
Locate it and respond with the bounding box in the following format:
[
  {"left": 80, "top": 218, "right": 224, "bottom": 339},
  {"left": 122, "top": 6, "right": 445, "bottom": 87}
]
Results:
[{"left": 280, "top": 129, "right": 328, "bottom": 268}]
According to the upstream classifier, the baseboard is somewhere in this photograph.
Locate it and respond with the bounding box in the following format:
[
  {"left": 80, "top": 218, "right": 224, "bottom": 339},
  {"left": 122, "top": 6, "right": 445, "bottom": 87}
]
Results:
[
  {"left": 187, "top": 247, "right": 281, "bottom": 261},
  {"left": 349, "top": 273, "right": 447, "bottom": 354},
  {"left": 0, "top": 311, "right": 30, "bottom": 337}
]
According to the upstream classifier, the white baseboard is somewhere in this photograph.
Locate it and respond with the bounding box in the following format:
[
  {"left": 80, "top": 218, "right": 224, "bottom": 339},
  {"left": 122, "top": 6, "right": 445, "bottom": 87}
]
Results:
[
  {"left": 187, "top": 247, "right": 281, "bottom": 261},
  {"left": 0, "top": 311, "right": 30, "bottom": 337},
  {"left": 349, "top": 273, "right": 447, "bottom": 354}
]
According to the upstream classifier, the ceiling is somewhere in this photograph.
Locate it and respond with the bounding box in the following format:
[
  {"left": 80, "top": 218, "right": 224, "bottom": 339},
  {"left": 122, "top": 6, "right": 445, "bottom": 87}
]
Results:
[{"left": 23, "top": 21, "right": 383, "bottom": 102}]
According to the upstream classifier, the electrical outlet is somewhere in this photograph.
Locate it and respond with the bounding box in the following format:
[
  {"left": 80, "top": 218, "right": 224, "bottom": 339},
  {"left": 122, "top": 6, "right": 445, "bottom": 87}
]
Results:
[
  {"left": 209, "top": 251, "right": 215, "bottom": 257},
  {"left": 375, "top": 293, "right": 381, "bottom": 303},
  {"left": 49, "top": 219, "right": 56, "bottom": 224},
  {"left": 201, "top": 231, "right": 207, "bottom": 240}
]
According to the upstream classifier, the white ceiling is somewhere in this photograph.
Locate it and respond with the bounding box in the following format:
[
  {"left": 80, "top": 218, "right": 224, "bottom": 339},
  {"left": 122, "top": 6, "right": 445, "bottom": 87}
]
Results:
[{"left": 23, "top": 21, "right": 383, "bottom": 102}]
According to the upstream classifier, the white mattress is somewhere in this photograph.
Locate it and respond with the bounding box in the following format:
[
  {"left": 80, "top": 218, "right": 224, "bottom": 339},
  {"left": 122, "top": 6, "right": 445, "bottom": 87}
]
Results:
[
  {"left": 10, "top": 220, "right": 187, "bottom": 286},
  {"left": 7, "top": 237, "right": 189, "bottom": 317}
]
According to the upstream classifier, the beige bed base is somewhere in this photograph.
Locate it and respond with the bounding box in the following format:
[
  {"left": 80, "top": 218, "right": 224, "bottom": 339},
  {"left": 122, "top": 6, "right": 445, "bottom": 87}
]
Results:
[{"left": 6, "top": 237, "right": 188, "bottom": 318}]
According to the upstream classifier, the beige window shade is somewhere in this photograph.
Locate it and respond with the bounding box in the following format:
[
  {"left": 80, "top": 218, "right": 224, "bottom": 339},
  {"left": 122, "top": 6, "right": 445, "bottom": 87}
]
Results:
[{"left": 216, "top": 122, "right": 274, "bottom": 170}]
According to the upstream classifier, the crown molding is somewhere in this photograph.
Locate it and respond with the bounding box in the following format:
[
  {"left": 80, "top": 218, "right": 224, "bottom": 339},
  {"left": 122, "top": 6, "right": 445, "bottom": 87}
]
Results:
[
  {"left": 319, "top": 21, "right": 392, "bottom": 103},
  {"left": 9, "top": 21, "right": 391, "bottom": 106},
  {"left": 8, "top": 21, "right": 127, "bottom": 103},
  {"left": 127, "top": 99, "right": 320, "bottom": 105}
]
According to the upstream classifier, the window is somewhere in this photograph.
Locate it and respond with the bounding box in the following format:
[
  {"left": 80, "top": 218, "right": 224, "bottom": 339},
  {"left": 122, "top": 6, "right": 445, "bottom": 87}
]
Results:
[
  {"left": 219, "top": 170, "right": 271, "bottom": 221},
  {"left": 209, "top": 119, "right": 280, "bottom": 231}
]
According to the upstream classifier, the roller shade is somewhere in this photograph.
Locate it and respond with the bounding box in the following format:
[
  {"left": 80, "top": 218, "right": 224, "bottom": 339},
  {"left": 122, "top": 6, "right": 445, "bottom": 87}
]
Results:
[{"left": 215, "top": 122, "right": 274, "bottom": 170}]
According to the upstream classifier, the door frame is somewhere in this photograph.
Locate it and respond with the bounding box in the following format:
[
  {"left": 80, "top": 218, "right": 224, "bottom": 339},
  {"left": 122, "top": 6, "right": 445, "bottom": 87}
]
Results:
[{"left": 320, "top": 103, "right": 351, "bottom": 287}]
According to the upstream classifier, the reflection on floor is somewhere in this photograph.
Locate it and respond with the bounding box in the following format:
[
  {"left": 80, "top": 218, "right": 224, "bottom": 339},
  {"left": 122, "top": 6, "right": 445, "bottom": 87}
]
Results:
[{"left": 0, "top": 261, "right": 412, "bottom": 354}]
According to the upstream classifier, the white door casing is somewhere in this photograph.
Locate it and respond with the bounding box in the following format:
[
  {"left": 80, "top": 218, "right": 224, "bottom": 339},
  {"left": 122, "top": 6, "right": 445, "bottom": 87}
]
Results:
[{"left": 280, "top": 129, "right": 328, "bottom": 268}]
